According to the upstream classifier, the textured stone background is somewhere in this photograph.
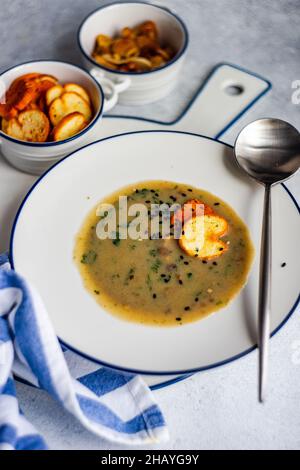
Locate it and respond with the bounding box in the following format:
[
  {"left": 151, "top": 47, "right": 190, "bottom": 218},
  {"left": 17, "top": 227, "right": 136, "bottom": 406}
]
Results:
[{"left": 1, "top": 0, "right": 300, "bottom": 450}]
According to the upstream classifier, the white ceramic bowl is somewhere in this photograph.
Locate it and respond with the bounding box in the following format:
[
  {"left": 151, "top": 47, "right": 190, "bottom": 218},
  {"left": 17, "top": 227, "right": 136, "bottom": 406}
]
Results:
[
  {"left": 78, "top": 1, "right": 189, "bottom": 106},
  {"left": 0, "top": 60, "right": 106, "bottom": 175}
]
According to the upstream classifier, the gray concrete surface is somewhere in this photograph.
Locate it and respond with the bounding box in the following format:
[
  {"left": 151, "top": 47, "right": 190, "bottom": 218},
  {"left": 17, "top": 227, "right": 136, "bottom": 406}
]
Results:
[{"left": 1, "top": 0, "right": 300, "bottom": 450}]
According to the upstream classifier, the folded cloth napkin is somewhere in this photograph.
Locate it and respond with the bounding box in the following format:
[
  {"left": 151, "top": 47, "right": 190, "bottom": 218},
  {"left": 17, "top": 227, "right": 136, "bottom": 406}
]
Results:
[{"left": 0, "top": 253, "right": 168, "bottom": 450}]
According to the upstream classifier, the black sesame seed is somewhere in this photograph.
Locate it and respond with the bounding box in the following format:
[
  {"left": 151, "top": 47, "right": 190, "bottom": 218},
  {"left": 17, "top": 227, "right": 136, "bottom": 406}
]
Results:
[
  {"left": 180, "top": 255, "right": 184, "bottom": 260},
  {"left": 188, "top": 188, "right": 193, "bottom": 192},
  {"left": 129, "top": 275, "right": 134, "bottom": 280},
  {"left": 150, "top": 189, "right": 155, "bottom": 193},
  {"left": 145, "top": 200, "right": 151, "bottom": 203},
  {"left": 281, "top": 262, "right": 286, "bottom": 267},
  {"left": 182, "top": 230, "right": 185, "bottom": 235},
  {"left": 214, "top": 202, "right": 220, "bottom": 206},
  {"left": 213, "top": 261, "right": 218, "bottom": 266},
  {"left": 178, "top": 279, "right": 183, "bottom": 285},
  {"left": 161, "top": 274, "right": 166, "bottom": 278},
  {"left": 195, "top": 297, "right": 199, "bottom": 302},
  {"left": 181, "top": 193, "right": 187, "bottom": 197},
  {"left": 219, "top": 247, "right": 223, "bottom": 251},
  {"left": 184, "top": 261, "right": 189, "bottom": 265},
  {"left": 176, "top": 317, "right": 182, "bottom": 322},
  {"left": 202, "top": 260, "right": 207, "bottom": 264},
  {"left": 184, "top": 306, "right": 190, "bottom": 311},
  {"left": 153, "top": 293, "right": 157, "bottom": 299}
]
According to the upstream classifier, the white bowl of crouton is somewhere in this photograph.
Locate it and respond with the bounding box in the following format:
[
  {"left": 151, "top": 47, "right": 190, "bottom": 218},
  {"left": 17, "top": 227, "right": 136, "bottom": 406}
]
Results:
[
  {"left": 77, "top": 2, "right": 189, "bottom": 106},
  {"left": 0, "top": 60, "right": 107, "bottom": 174}
]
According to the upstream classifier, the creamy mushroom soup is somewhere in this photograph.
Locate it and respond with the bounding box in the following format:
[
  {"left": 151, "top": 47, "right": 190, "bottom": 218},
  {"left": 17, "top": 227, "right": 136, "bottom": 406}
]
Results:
[{"left": 74, "top": 181, "right": 254, "bottom": 326}]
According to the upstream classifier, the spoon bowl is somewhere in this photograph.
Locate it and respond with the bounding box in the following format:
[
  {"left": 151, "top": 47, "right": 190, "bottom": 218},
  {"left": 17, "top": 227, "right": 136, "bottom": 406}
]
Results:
[{"left": 234, "top": 118, "right": 300, "bottom": 185}]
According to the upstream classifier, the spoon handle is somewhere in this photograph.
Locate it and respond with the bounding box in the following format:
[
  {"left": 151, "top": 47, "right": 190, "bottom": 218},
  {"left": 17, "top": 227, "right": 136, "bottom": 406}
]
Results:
[{"left": 258, "top": 184, "right": 272, "bottom": 403}]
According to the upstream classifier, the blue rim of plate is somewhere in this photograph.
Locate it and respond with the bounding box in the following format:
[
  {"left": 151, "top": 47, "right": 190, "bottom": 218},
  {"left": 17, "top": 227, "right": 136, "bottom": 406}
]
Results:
[
  {"left": 0, "top": 60, "right": 104, "bottom": 147},
  {"left": 10, "top": 130, "right": 300, "bottom": 380},
  {"left": 77, "top": 1, "right": 189, "bottom": 76}
]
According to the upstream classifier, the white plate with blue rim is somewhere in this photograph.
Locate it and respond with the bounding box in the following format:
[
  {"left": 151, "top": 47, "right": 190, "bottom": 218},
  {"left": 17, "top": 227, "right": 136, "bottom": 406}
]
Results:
[{"left": 10, "top": 130, "right": 300, "bottom": 378}]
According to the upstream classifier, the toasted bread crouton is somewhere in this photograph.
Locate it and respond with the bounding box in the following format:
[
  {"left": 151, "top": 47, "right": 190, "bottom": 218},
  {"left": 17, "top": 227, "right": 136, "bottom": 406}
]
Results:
[
  {"left": 63, "top": 83, "right": 91, "bottom": 104},
  {"left": 179, "top": 214, "right": 228, "bottom": 260},
  {"left": 13, "top": 83, "right": 38, "bottom": 111},
  {"left": 18, "top": 109, "right": 50, "bottom": 142},
  {"left": 53, "top": 112, "right": 86, "bottom": 141},
  {"left": 0, "top": 103, "right": 18, "bottom": 119},
  {"left": 49, "top": 92, "right": 92, "bottom": 126},
  {"left": 35, "top": 79, "right": 57, "bottom": 94},
  {"left": 38, "top": 74, "right": 57, "bottom": 85},
  {"left": 0, "top": 78, "right": 37, "bottom": 117},
  {"left": 92, "top": 54, "right": 118, "bottom": 69},
  {"left": 0, "top": 74, "right": 58, "bottom": 119},
  {"left": 10, "top": 73, "right": 42, "bottom": 87},
  {"left": 5, "top": 118, "right": 25, "bottom": 140},
  {"left": 111, "top": 38, "right": 139, "bottom": 58},
  {"left": 25, "top": 101, "right": 39, "bottom": 110},
  {"left": 95, "top": 34, "right": 112, "bottom": 53},
  {"left": 171, "top": 199, "right": 213, "bottom": 227},
  {"left": 1, "top": 118, "right": 9, "bottom": 133},
  {"left": 48, "top": 96, "right": 64, "bottom": 126},
  {"left": 11, "top": 74, "right": 57, "bottom": 110},
  {"left": 45, "top": 85, "right": 63, "bottom": 106},
  {"left": 37, "top": 94, "right": 47, "bottom": 113}
]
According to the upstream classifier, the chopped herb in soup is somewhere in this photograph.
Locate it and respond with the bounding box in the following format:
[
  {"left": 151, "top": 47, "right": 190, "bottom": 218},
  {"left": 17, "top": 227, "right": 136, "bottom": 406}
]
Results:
[{"left": 74, "top": 181, "right": 254, "bottom": 326}]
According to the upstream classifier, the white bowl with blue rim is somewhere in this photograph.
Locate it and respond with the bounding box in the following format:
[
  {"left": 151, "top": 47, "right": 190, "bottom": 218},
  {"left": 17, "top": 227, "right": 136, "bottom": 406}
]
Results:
[
  {"left": 77, "top": 1, "right": 189, "bottom": 106},
  {"left": 10, "top": 131, "right": 300, "bottom": 375},
  {"left": 0, "top": 60, "right": 118, "bottom": 175}
]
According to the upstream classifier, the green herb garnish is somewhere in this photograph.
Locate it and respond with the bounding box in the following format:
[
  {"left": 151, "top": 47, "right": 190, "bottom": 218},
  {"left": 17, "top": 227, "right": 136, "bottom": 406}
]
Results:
[
  {"left": 149, "top": 249, "right": 158, "bottom": 257},
  {"left": 81, "top": 250, "right": 97, "bottom": 264},
  {"left": 112, "top": 231, "right": 121, "bottom": 246},
  {"left": 146, "top": 273, "right": 152, "bottom": 291},
  {"left": 151, "top": 259, "right": 161, "bottom": 273}
]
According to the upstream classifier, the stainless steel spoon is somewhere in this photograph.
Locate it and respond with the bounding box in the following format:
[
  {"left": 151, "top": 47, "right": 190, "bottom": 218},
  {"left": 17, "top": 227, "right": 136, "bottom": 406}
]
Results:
[{"left": 234, "top": 118, "right": 300, "bottom": 403}]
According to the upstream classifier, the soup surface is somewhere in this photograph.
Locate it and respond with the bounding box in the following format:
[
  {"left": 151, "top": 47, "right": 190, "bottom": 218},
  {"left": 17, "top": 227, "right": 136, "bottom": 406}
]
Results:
[{"left": 74, "top": 181, "right": 254, "bottom": 326}]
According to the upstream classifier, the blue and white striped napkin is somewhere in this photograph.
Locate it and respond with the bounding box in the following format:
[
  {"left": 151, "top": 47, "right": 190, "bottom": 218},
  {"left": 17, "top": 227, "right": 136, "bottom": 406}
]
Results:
[{"left": 0, "top": 253, "right": 168, "bottom": 450}]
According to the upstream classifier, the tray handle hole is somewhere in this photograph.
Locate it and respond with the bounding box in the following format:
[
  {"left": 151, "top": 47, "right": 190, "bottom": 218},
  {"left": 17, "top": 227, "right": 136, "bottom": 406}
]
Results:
[{"left": 224, "top": 84, "right": 244, "bottom": 96}]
